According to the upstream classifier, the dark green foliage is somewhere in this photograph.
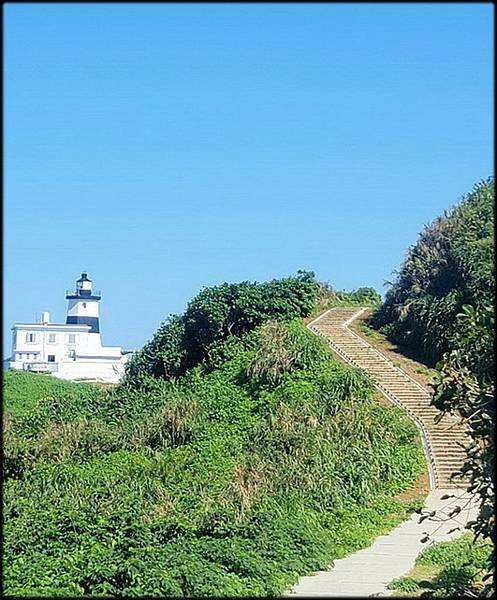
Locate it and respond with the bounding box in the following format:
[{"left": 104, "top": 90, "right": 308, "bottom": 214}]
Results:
[
  {"left": 371, "top": 178, "right": 494, "bottom": 366},
  {"left": 3, "top": 320, "right": 426, "bottom": 596},
  {"left": 124, "top": 270, "right": 320, "bottom": 386},
  {"left": 348, "top": 287, "right": 382, "bottom": 305},
  {"left": 431, "top": 304, "right": 495, "bottom": 595}
]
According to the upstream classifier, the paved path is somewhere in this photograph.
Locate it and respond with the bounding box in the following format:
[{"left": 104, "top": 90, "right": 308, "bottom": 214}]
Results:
[{"left": 286, "top": 307, "right": 478, "bottom": 597}]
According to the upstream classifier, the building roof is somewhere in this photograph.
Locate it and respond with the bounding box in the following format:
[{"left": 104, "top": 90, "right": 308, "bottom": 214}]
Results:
[{"left": 12, "top": 322, "right": 91, "bottom": 331}]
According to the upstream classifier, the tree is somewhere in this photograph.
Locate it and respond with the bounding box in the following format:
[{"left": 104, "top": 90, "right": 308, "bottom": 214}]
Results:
[
  {"left": 371, "top": 178, "right": 494, "bottom": 366},
  {"left": 431, "top": 304, "right": 494, "bottom": 595}
]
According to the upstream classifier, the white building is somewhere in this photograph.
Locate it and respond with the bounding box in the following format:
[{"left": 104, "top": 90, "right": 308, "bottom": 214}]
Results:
[{"left": 5, "top": 273, "right": 133, "bottom": 384}]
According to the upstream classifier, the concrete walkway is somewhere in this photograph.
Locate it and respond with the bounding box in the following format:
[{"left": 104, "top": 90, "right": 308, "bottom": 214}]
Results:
[
  {"left": 286, "top": 308, "right": 478, "bottom": 597},
  {"left": 287, "top": 488, "right": 480, "bottom": 597}
]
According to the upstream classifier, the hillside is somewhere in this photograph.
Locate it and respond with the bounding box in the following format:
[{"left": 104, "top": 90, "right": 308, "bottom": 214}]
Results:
[
  {"left": 3, "top": 275, "right": 426, "bottom": 597},
  {"left": 371, "top": 177, "right": 494, "bottom": 366}
]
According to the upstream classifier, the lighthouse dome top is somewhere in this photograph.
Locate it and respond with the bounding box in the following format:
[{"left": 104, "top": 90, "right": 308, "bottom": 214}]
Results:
[{"left": 66, "top": 272, "right": 101, "bottom": 300}]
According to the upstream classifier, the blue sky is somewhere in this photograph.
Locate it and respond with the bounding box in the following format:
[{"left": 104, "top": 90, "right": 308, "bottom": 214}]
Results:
[{"left": 4, "top": 3, "right": 493, "bottom": 353}]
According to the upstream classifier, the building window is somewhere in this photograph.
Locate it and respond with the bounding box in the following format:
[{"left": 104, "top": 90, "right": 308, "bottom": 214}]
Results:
[
  {"left": 83, "top": 303, "right": 87, "bottom": 308},
  {"left": 26, "top": 333, "right": 36, "bottom": 343},
  {"left": 48, "top": 333, "right": 56, "bottom": 343},
  {"left": 67, "top": 334, "right": 76, "bottom": 344},
  {"left": 47, "top": 355, "right": 55, "bottom": 362},
  {"left": 17, "top": 353, "right": 23, "bottom": 361}
]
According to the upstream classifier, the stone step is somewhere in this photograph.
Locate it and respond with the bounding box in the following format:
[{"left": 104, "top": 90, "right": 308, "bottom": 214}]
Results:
[
  {"left": 423, "top": 430, "right": 465, "bottom": 437},
  {"left": 437, "top": 472, "right": 467, "bottom": 481},
  {"left": 370, "top": 377, "right": 411, "bottom": 383},
  {"left": 424, "top": 430, "right": 465, "bottom": 437},
  {"left": 370, "top": 371, "right": 413, "bottom": 376},
  {"left": 427, "top": 439, "right": 466, "bottom": 446},
  {"left": 392, "top": 392, "right": 431, "bottom": 397},
  {"left": 395, "top": 399, "right": 434, "bottom": 408},
  {"left": 369, "top": 373, "right": 408, "bottom": 377},
  {"left": 434, "top": 462, "right": 466, "bottom": 469},
  {"left": 348, "top": 353, "right": 388, "bottom": 358},
  {"left": 434, "top": 462, "right": 467, "bottom": 469},
  {"left": 392, "top": 400, "right": 434, "bottom": 405},
  {"left": 379, "top": 397, "right": 430, "bottom": 405},
  {"left": 386, "top": 391, "right": 430, "bottom": 396},
  {"left": 406, "top": 407, "right": 441, "bottom": 412},
  {"left": 382, "top": 386, "right": 427, "bottom": 390},
  {"left": 430, "top": 449, "right": 466, "bottom": 455},
  {"left": 377, "top": 386, "right": 420, "bottom": 391},
  {"left": 390, "top": 402, "right": 436, "bottom": 409}
]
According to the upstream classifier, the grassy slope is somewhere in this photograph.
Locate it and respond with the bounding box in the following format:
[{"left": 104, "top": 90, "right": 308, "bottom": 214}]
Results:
[
  {"left": 3, "top": 370, "right": 99, "bottom": 416},
  {"left": 3, "top": 322, "right": 427, "bottom": 597}
]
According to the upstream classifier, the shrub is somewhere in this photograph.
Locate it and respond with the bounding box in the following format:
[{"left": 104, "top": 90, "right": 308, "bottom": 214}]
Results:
[{"left": 124, "top": 271, "right": 320, "bottom": 387}]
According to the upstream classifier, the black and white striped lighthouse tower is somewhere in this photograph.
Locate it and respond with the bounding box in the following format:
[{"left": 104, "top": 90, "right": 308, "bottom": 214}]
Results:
[{"left": 66, "top": 273, "right": 102, "bottom": 341}]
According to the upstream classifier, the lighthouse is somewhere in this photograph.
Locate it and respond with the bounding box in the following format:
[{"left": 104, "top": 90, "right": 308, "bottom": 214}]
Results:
[
  {"left": 6, "top": 272, "right": 133, "bottom": 383},
  {"left": 66, "top": 273, "right": 102, "bottom": 344}
]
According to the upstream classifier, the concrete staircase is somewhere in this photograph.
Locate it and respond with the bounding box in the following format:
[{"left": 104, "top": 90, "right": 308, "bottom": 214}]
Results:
[
  {"left": 308, "top": 307, "right": 470, "bottom": 489},
  {"left": 285, "top": 307, "right": 477, "bottom": 597}
]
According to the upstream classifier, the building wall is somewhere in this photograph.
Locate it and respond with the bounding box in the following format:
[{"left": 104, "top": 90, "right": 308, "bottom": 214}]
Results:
[
  {"left": 67, "top": 298, "right": 100, "bottom": 319},
  {"left": 12, "top": 324, "right": 91, "bottom": 363},
  {"left": 54, "top": 358, "right": 128, "bottom": 384},
  {"left": 7, "top": 354, "right": 132, "bottom": 384},
  {"left": 9, "top": 323, "right": 129, "bottom": 384}
]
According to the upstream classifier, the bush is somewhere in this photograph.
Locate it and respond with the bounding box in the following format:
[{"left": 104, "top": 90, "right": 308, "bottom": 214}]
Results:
[
  {"left": 124, "top": 271, "right": 320, "bottom": 387},
  {"left": 390, "top": 534, "right": 492, "bottom": 597},
  {"left": 315, "top": 283, "right": 381, "bottom": 313}
]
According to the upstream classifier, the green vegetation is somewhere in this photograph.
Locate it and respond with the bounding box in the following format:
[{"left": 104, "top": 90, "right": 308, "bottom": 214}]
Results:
[
  {"left": 314, "top": 283, "right": 381, "bottom": 316},
  {"left": 124, "top": 270, "right": 320, "bottom": 386},
  {"left": 4, "top": 273, "right": 425, "bottom": 597},
  {"left": 124, "top": 271, "right": 381, "bottom": 388},
  {"left": 371, "top": 178, "right": 494, "bottom": 367},
  {"left": 431, "top": 303, "right": 495, "bottom": 595},
  {"left": 3, "top": 370, "right": 99, "bottom": 416},
  {"left": 389, "top": 534, "right": 492, "bottom": 597},
  {"left": 371, "top": 178, "right": 495, "bottom": 596}
]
